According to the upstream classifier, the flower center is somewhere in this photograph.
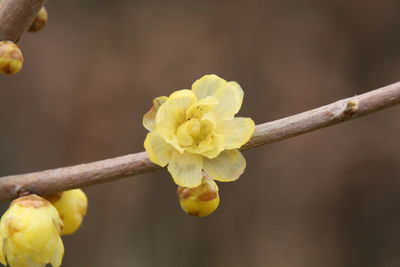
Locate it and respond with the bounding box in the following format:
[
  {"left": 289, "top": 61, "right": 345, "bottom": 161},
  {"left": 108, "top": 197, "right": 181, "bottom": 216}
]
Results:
[{"left": 176, "top": 118, "right": 213, "bottom": 148}]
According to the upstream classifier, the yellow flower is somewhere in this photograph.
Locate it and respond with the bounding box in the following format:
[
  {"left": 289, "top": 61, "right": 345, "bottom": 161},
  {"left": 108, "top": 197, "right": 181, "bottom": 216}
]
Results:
[
  {"left": 177, "top": 176, "right": 220, "bottom": 217},
  {"left": 144, "top": 74, "right": 255, "bottom": 187},
  {"left": 0, "top": 195, "right": 64, "bottom": 267},
  {"left": 47, "top": 189, "right": 88, "bottom": 235}
]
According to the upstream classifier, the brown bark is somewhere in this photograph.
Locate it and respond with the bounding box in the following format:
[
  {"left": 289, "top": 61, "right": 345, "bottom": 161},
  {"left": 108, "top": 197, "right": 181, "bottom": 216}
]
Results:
[
  {"left": 0, "top": 81, "right": 399, "bottom": 201},
  {"left": 0, "top": 0, "right": 46, "bottom": 42}
]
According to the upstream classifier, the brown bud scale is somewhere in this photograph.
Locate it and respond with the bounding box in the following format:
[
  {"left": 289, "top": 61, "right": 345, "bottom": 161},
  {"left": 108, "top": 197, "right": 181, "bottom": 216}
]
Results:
[{"left": 11, "top": 194, "right": 50, "bottom": 209}]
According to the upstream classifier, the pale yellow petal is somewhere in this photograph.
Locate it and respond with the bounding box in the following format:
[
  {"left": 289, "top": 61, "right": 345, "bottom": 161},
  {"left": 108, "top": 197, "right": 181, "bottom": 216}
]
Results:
[
  {"left": 0, "top": 236, "right": 5, "bottom": 265},
  {"left": 203, "top": 149, "right": 246, "bottom": 182},
  {"left": 143, "top": 96, "right": 168, "bottom": 131},
  {"left": 167, "top": 152, "right": 203, "bottom": 187},
  {"left": 197, "top": 133, "right": 225, "bottom": 159},
  {"left": 211, "top": 81, "right": 244, "bottom": 120},
  {"left": 201, "top": 112, "right": 217, "bottom": 126},
  {"left": 216, "top": 117, "right": 255, "bottom": 149},
  {"left": 50, "top": 238, "right": 64, "bottom": 267},
  {"left": 168, "top": 89, "right": 196, "bottom": 101},
  {"left": 185, "top": 96, "right": 218, "bottom": 119},
  {"left": 144, "top": 132, "right": 175, "bottom": 167},
  {"left": 192, "top": 75, "right": 243, "bottom": 120},
  {"left": 192, "top": 74, "right": 226, "bottom": 99},
  {"left": 155, "top": 89, "right": 197, "bottom": 151}
]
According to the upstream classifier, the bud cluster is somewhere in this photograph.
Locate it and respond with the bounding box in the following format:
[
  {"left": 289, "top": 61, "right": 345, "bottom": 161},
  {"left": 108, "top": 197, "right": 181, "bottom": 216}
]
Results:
[{"left": 0, "top": 189, "right": 88, "bottom": 267}]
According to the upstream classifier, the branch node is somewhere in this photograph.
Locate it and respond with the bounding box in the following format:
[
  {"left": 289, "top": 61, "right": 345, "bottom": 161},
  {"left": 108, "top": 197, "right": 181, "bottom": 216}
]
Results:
[
  {"left": 342, "top": 99, "right": 359, "bottom": 118},
  {"left": 17, "top": 188, "right": 32, "bottom": 198}
]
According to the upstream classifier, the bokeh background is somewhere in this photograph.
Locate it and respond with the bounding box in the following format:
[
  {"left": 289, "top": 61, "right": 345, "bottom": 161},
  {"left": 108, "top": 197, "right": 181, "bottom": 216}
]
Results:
[{"left": 1, "top": 0, "right": 400, "bottom": 266}]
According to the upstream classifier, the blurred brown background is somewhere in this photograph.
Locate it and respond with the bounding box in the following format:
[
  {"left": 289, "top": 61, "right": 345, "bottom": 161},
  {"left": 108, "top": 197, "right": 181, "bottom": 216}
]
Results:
[{"left": 1, "top": 0, "right": 400, "bottom": 266}]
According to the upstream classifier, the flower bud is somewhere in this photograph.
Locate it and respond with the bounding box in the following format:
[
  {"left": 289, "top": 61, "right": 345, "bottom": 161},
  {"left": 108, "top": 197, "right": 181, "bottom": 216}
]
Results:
[
  {"left": 177, "top": 176, "right": 220, "bottom": 217},
  {"left": 0, "top": 194, "right": 64, "bottom": 267},
  {"left": 29, "top": 7, "right": 48, "bottom": 32},
  {"left": 0, "top": 41, "right": 23, "bottom": 75},
  {"left": 47, "top": 189, "right": 88, "bottom": 235}
]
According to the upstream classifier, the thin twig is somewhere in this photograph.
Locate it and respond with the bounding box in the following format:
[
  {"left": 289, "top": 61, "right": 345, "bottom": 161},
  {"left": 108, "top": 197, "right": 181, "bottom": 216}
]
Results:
[
  {"left": 0, "top": 0, "right": 46, "bottom": 42},
  {"left": 242, "top": 81, "right": 400, "bottom": 150},
  {"left": 0, "top": 81, "right": 399, "bottom": 201}
]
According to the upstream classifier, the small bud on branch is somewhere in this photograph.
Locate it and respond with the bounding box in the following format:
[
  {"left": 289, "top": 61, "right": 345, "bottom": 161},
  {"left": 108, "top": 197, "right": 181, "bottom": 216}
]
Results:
[
  {"left": 28, "top": 6, "right": 48, "bottom": 32},
  {"left": 0, "top": 41, "right": 23, "bottom": 74}
]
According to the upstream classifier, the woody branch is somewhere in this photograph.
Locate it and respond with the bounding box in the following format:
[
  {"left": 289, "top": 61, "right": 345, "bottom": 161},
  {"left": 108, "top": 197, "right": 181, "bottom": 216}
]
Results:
[
  {"left": 0, "top": 0, "right": 45, "bottom": 42},
  {"left": 0, "top": 81, "right": 399, "bottom": 201}
]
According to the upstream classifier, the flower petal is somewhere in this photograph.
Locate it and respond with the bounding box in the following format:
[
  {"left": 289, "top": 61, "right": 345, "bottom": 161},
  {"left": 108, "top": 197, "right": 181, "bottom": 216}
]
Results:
[
  {"left": 176, "top": 120, "right": 195, "bottom": 147},
  {"left": 143, "top": 96, "right": 168, "bottom": 131},
  {"left": 203, "top": 149, "right": 246, "bottom": 182},
  {"left": 185, "top": 96, "right": 219, "bottom": 119},
  {"left": 197, "top": 133, "right": 225, "bottom": 159},
  {"left": 168, "top": 152, "right": 203, "bottom": 187},
  {"left": 216, "top": 117, "right": 255, "bottom": 149},
  {"left": 0, "top": 236, "right": 5, "bottom": 265},
  {"left": 50, "top": 237, "right": 64, "bottom": 267},
  {"left": 192, "top": 74, "right": 226, "bottom": 99},
  {"left": 192, "top": 75, "right": 243, "bottom": 120},
  {"left": 144, "top": 132, "right": 175, "bottom": 167},
  {"left": 155, "top": 90, "right": 197, "bottom": 151}
]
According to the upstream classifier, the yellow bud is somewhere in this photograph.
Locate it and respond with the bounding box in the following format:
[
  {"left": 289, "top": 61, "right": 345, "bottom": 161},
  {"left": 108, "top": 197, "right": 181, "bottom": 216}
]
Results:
[
  {"left": 29, "top": 7, "right": 48, "bottom": 32},
  {"left": 0, "top": 194, "right": 64, "bottom": 267},
  {"left": 0, "top": 41, "right": 23, "bottom": 75},
  {"left": 177, "top": 177, "right": 220, "bottom": 217},
  {"left": 47, "top": 189, "right": 88, "bottom": 235}
]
